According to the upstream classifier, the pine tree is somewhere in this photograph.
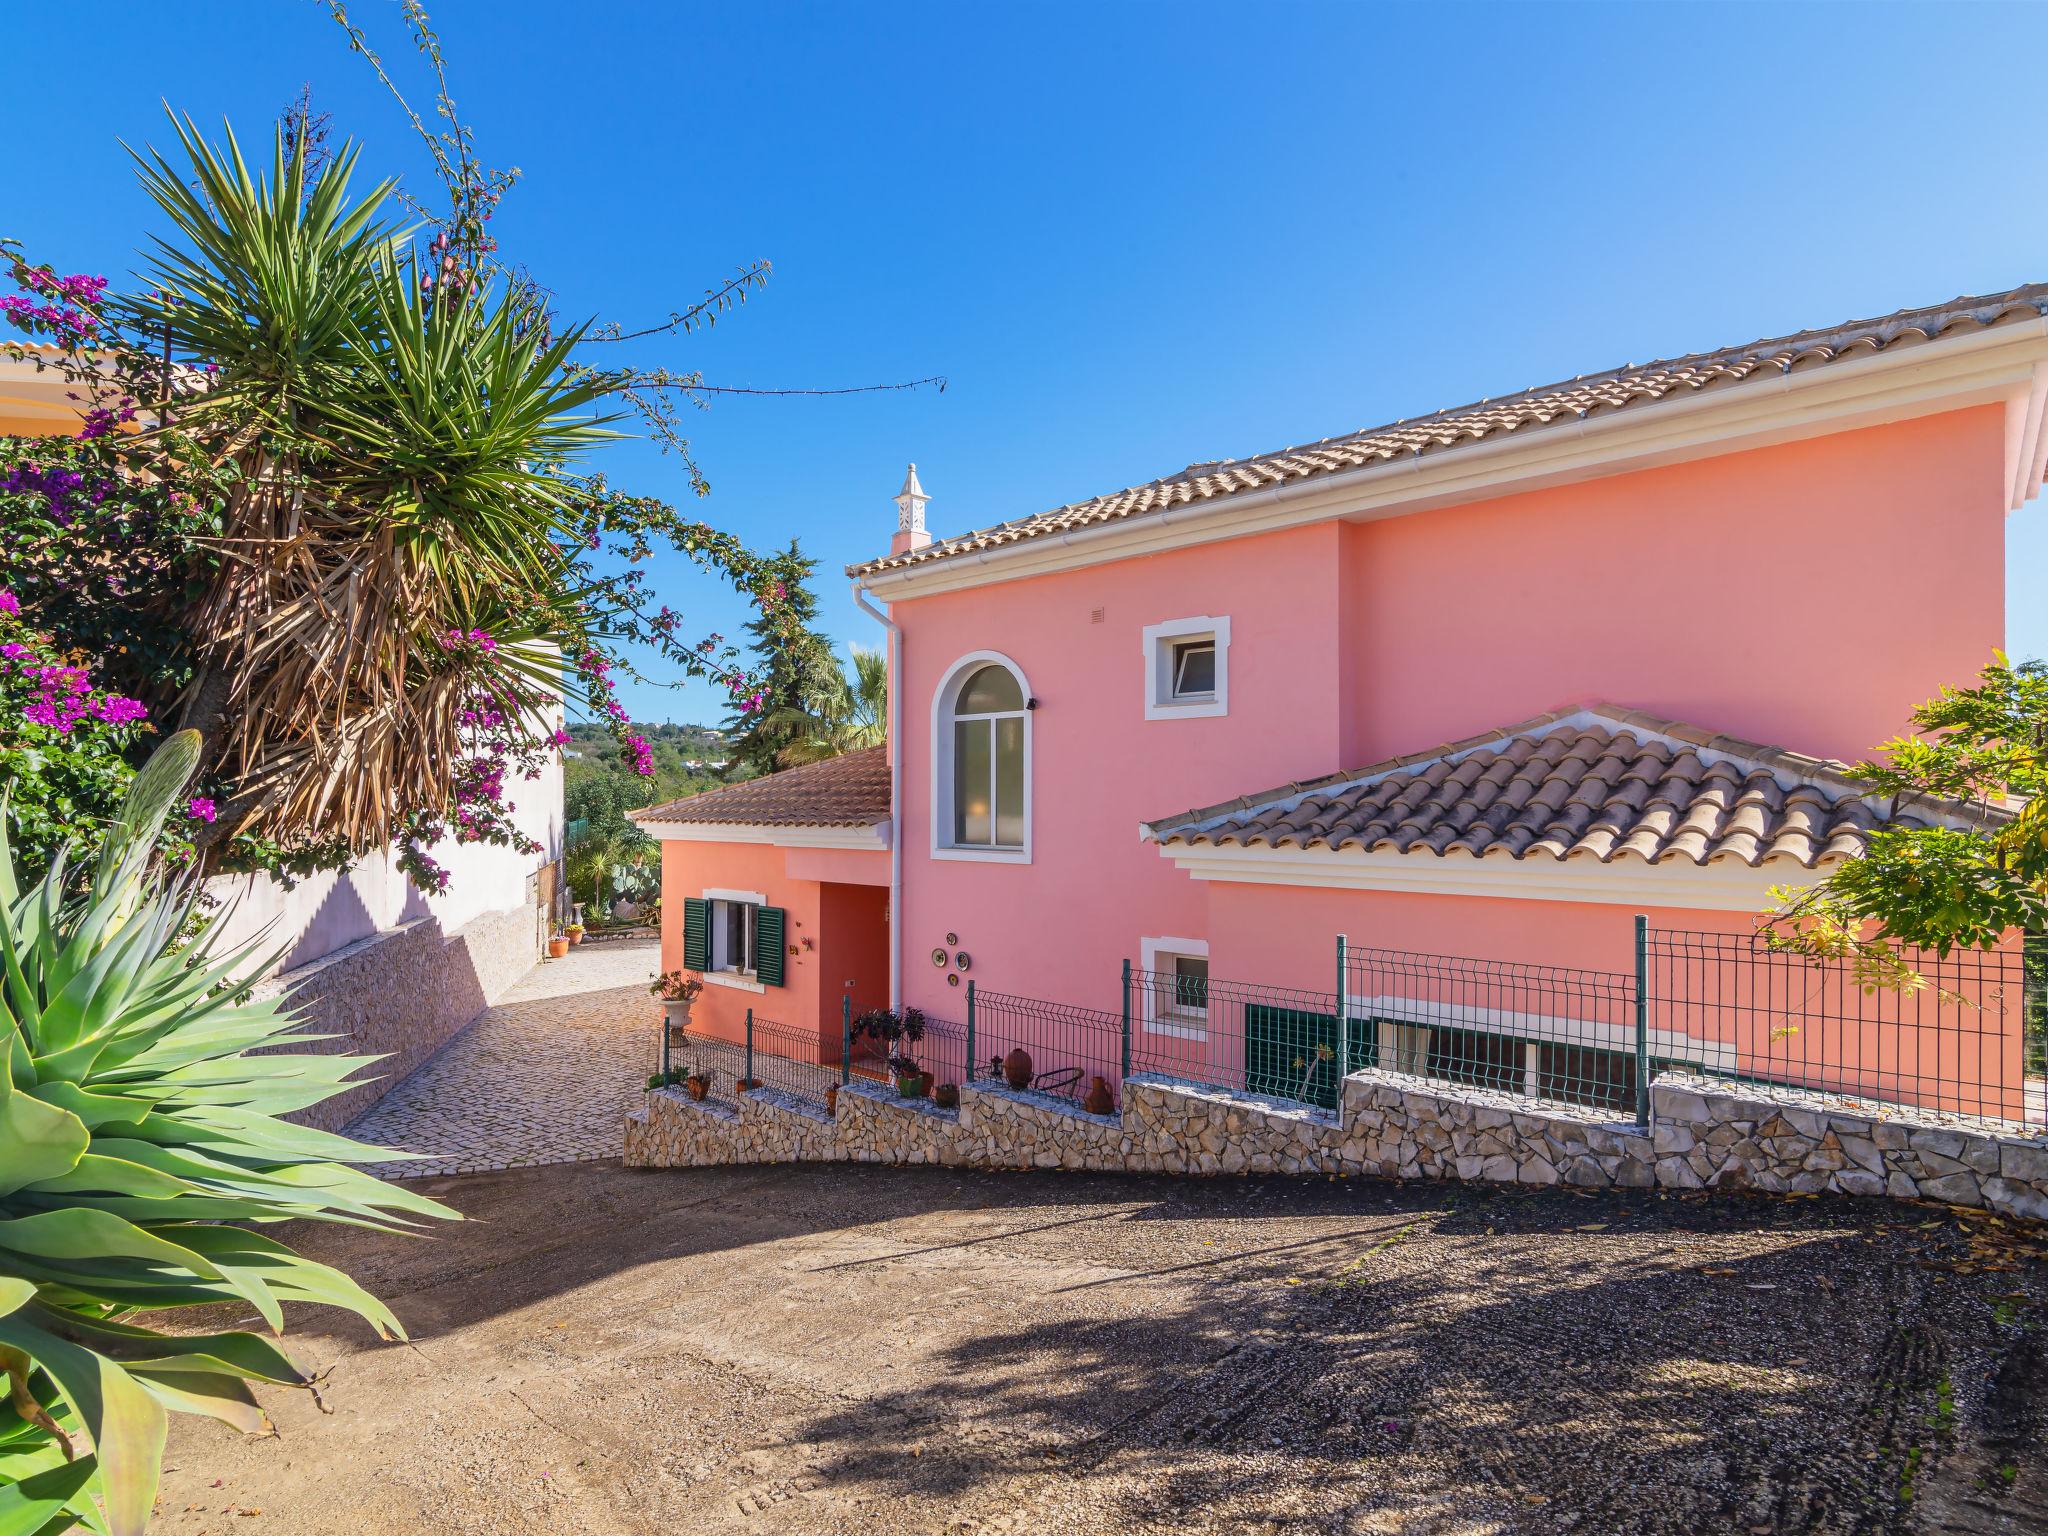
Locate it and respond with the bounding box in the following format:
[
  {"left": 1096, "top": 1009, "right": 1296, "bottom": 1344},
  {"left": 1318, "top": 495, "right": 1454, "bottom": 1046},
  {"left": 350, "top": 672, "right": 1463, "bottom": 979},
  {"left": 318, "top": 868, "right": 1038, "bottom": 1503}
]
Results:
[{"left": 722, "top": 541, "right": 844, "bottom": 777}]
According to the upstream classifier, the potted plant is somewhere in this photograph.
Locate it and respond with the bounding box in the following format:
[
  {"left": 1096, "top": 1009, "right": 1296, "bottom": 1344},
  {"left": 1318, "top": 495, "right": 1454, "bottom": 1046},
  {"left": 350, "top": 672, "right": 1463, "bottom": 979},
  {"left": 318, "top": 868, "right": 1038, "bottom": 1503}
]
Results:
[
  {"left": 652, "top": 970, "right": 705, "bottom": 1040},
  {"left": 547, "top": 929, "right": 570, "bottom": 959},
  {"left": 565, "top": 921, "right": 586, "bottom": 947},
  {"left": 851, "top": 1006, "right": 928, "bottom": 1098},
  {"left": 932, "top": 1081, "right": 960, "bottom": 1111}
]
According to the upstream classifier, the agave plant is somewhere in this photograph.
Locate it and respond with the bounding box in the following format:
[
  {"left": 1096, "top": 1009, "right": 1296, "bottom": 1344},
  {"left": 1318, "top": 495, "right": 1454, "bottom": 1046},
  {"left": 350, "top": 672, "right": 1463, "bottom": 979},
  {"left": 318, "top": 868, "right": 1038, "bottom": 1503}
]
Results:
[{"left": 0, "top": 732, "right": 456, "bottom": 1535}]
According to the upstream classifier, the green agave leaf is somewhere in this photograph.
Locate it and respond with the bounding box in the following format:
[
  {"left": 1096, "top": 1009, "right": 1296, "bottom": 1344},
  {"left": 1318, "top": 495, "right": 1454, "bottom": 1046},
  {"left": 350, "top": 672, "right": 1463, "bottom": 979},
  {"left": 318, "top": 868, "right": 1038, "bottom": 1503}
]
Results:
[
  {"left": 0, "top": 1078, "right": 87, "bottom": 1200},
  {"left": 0, "top": 1312, "right": 165, "bottom": 1536},
  {"left": 25, "top": 1313, "right": 307, "bottom": 1387},
  {"left": 0, "top": 1213, "right": 223, "bottom": 1282},
  {"left": 0, "top": 1455, "right": 97, "bottom": 1536},
  {"left": 126, "top": 1370, "right": 269, "bottom": 1437}
]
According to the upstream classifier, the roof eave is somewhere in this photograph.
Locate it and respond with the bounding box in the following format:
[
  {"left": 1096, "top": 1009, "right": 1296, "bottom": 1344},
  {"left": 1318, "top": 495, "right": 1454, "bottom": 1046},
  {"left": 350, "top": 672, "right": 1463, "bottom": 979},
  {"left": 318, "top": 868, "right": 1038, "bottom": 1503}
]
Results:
[{"left": 851, "top": 313, "right": 2048, "bottom": 597}]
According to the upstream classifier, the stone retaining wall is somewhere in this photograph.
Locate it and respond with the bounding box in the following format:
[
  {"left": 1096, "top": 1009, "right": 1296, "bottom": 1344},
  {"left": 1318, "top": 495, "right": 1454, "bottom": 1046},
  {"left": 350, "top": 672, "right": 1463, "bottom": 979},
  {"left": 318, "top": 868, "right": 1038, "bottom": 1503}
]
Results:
[
  {"left": 265, "top": 902, "right": 544, "bottom": 1132},
  {"left": 623, "top": 1067, "right": 2048, "bottom": 1223}
]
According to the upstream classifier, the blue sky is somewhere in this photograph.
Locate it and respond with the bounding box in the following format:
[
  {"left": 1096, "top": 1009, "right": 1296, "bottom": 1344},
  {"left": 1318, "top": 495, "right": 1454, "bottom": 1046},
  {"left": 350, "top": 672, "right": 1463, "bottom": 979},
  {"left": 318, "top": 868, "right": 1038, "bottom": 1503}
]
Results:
[{"left": 6, "top": 1, "right": 2046, "bottom": 730}]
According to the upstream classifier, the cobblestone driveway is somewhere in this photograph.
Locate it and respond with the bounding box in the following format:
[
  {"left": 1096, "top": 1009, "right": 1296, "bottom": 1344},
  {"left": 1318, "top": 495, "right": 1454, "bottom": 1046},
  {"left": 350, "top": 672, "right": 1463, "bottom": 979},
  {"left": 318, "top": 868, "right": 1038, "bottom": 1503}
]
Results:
[{"left": 346, "top": 936, "right": 660, "bottom": 1178}]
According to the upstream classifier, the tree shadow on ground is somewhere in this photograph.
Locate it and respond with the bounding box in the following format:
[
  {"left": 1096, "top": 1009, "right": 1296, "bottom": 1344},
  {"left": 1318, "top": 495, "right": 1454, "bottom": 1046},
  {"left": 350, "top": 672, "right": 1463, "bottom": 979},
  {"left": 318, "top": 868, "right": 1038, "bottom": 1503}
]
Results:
[{"left": 178, "top": 1162, "right": 2048, "bottom": 1534}]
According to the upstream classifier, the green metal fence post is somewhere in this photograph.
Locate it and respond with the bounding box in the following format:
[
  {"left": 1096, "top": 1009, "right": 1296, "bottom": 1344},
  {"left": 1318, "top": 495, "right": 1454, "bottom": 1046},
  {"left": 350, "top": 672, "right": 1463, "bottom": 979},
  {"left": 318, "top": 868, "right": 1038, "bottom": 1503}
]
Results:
[
  {"left": 745, "top": 1007, "right": 754, "bottom": 1090},
  {"left": 1120, "top": 958, "right": 1133, "bottom": 1080},
  {"left": 840, "top": 994, "right": 852, "bottom": 1085},
  {"left": 661, "top": 1010, "right": 670, "bottom": 1083},
  {"left": 1336, "top": 933, "right": 1349, "bottom": 1084},
  {"left": 1633, "top": 914, "right": 1650, "bottom": 1130},
  {"left": 965, "top": 980, "right": 977, "bottom": 1081}
]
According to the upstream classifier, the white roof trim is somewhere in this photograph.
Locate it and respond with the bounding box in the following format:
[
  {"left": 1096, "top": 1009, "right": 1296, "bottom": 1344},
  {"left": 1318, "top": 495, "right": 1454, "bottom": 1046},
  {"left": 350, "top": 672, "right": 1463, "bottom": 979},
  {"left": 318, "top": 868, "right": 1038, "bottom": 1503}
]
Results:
[
  {"left": 857, "top": 318, "right": 2048, "bottom": 600},
  {"left": 639, "top": 819, "right": 891, "bottom": 852},
  {"left": 1156, "top": 841, "right": 1824, "bottom": 912}
]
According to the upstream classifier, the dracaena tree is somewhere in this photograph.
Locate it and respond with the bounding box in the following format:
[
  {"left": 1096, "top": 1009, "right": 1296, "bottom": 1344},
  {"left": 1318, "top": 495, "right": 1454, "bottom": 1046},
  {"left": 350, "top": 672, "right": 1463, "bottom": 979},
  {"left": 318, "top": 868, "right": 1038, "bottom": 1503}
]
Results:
[
  {"left": 0, "top": 732, "right": 457, "bottom": 1535},
  {"left": 1765, "top": 655, "right": 2046, "bottom": 990}
]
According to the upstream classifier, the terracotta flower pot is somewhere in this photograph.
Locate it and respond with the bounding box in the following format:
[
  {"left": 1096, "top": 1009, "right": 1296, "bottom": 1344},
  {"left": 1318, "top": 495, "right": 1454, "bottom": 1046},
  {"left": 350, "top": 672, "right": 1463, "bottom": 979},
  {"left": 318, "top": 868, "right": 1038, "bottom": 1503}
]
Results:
[
  {"left": 685, "top": 1075, "right": 710, "bottom": 1102},
  {"left": 1003, "top": 1047, "right": 1033, "bottom": 1091},
  {"left": 737, "top": 1077, "right": 761, "bottom": 1093},
  {"left": 825, "top": 1085, "right": 839, "bottom": 1117},
  {"left": 547, "top": 937, "right": 570, "bottom": 959},
  {"left": 932, "top": 1082, "right": 960, "bottom": 1111},
  {"left": 1083, "top": 1076, "right": 1115, "bottom": 1116},
  {"left": 566, "top": 929, "right": 584, "bottom": 946}
]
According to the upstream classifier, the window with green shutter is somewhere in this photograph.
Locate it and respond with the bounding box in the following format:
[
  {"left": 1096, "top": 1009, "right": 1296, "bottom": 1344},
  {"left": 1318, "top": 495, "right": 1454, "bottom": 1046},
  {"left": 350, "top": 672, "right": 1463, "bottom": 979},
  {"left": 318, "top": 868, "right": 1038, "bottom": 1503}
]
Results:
[
  {"left": 755, "top": 906, "right": 787, "bottom": 986},
  {"left": 682, "top": 897, "right": 709, "bottom": 972}
]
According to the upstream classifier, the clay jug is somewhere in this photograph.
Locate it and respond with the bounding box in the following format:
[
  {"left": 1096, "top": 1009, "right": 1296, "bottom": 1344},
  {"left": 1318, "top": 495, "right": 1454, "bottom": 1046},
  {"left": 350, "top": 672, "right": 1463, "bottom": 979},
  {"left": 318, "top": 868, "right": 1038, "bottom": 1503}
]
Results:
[
  {"left": 1003, "top": 1047, "right": 1033, "bottom": 1090},
  {"left": 1083, "top": 1076, "right": 1114, "bottom": 1116}
]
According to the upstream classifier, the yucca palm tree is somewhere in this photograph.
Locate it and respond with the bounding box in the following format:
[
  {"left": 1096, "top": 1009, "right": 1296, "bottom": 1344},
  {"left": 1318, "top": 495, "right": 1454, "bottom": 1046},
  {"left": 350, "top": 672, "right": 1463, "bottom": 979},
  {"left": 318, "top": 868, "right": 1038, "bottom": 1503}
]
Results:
[
  {"left": 0, "top": 733, "right": 454, "bottom": 1534},
  {"left": 111, "top": 116, "right": 611, "bottom": 860}
]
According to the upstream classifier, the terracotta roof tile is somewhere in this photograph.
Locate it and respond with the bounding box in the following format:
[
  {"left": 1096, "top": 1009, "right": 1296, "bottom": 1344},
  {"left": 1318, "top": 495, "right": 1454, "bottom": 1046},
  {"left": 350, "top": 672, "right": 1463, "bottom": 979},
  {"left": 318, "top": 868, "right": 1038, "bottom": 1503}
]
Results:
[
  {"left": 631, "top": 746, "right": 890, "bottom": 829},
  {"left": 1143, "top": 706, "right": 2004, "bottom": 869},
  {"left": 851, "top": 284, "right": 2048, "bottom": 579}
]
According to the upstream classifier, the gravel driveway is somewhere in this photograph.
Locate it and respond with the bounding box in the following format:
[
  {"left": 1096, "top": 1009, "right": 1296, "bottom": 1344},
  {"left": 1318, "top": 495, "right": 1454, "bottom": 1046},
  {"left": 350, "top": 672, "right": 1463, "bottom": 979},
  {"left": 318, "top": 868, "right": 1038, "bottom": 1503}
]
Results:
[{"left": 151, "top": 1162, "right": 2048, "bottom": 1535}]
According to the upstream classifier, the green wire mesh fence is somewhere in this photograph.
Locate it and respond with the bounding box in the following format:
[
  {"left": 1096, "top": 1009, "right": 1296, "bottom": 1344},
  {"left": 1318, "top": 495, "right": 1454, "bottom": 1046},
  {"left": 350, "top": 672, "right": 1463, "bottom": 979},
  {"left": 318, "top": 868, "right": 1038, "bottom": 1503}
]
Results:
[{"left": 1640, "top": 926, "right": 2037, "bottom": 1127}]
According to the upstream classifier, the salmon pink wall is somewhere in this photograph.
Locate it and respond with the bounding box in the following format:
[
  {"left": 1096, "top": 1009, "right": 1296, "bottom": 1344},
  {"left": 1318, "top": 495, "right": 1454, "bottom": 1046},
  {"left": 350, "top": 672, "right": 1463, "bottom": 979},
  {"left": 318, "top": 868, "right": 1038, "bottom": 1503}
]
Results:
[
  {"left": 658, "top": 839, "right": 890, "bottom": 1056},
  {"left": 1339, "top": 406, "right": 2009, "bottom": 768}
]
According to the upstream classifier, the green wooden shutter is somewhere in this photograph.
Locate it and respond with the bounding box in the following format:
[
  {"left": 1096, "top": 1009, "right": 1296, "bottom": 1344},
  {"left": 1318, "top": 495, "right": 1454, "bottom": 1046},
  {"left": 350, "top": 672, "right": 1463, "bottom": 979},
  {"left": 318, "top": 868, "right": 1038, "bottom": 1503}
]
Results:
[
  {"left": 682, "top": 897, "right": 709, "bottom": 972},
  {"left": 755, "top": 906, "right": 787, "bottom": 986}
]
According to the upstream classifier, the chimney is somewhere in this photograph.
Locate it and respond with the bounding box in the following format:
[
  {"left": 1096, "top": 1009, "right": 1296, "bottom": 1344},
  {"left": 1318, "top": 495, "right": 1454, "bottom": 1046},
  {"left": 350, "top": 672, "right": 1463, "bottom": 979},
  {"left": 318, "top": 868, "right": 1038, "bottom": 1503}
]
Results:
[{"left": 889, "top": 463, "right": 931, "bottom": 557}]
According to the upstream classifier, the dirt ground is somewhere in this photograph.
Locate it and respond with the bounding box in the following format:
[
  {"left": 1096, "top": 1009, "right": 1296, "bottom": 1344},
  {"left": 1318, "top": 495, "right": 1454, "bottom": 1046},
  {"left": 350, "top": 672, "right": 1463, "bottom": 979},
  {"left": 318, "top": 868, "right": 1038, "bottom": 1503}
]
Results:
[{"left": 151, "top": 1161, "right": 2048, "bottom": 1536}]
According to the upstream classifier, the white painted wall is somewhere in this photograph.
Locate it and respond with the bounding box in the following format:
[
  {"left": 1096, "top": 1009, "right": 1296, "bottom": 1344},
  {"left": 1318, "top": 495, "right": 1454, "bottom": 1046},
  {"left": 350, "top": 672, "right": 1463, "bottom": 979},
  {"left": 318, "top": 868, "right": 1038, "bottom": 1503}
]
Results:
[{"left": 206, "top": 726, "right": 566, "bottom": 979}]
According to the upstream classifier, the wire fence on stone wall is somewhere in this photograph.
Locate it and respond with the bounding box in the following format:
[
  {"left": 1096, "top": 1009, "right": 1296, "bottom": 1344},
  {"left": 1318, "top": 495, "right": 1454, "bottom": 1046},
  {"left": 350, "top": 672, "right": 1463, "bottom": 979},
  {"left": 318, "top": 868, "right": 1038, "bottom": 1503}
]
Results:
[
  {"left": 651, "top": 920, "right": 2044, "bottom": 1138},
  {"left": 1342, "top": 944, "right": 1642, "bottom": 1120},
  {"left": 967, "top": 987, "right": 1123, "bottom": 1102},
  {"left": 1127, "top": 970, "right": 1353, "bottom": 1111},
  {"left": 658, "top": 1012, "right": 838, "bottom": 1112},
  {"left": 1641, "top": 926, "right": 2038, "bottom": 1129}
]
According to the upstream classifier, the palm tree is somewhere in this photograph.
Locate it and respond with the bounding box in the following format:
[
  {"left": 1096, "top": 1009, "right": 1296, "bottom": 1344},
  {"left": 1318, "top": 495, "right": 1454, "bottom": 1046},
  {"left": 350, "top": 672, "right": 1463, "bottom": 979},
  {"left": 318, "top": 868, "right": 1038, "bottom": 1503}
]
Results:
[{"left": 761, "top": 646, "right": 887, "bottom": 767}]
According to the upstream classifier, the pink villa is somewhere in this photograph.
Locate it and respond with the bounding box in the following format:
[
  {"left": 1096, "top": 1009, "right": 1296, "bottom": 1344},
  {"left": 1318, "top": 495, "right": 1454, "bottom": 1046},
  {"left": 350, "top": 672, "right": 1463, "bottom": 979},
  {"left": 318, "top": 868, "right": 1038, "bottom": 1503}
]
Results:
[{"left": 638, "top": 285, "right": 2046, "bottom": 1122}]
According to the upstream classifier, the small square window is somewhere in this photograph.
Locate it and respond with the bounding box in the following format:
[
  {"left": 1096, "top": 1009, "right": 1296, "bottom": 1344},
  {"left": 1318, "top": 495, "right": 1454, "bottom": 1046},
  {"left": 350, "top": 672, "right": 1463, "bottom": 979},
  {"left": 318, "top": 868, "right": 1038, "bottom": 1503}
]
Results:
[
  {"left": 1171, "top": 640, "right": 1216, "bottom": 699},
  {"left": 1171, "top": 954, "right": 1210, "bottom": 1015},
  {"left": 1141, "top": 616, "right": 1229, "bottom": 720}
]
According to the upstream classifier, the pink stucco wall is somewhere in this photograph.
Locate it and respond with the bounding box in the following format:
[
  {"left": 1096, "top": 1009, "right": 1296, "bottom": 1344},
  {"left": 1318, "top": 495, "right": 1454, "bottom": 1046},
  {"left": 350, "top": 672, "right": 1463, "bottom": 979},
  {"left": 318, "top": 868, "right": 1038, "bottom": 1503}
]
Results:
[
  {"left": 1336, "top": 405, "right": 2009, "bottom": 768},
  {"left": 888, "top": 406, "right": 2014, "bottom": 1038}
]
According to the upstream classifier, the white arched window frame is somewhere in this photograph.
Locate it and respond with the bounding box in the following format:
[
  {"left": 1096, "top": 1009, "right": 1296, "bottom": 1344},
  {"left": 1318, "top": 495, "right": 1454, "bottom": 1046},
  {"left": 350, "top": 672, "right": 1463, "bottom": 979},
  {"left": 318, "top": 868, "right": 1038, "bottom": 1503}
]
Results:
[{"left": 931, "top": 650, "right": 1032, "bottom": 864}]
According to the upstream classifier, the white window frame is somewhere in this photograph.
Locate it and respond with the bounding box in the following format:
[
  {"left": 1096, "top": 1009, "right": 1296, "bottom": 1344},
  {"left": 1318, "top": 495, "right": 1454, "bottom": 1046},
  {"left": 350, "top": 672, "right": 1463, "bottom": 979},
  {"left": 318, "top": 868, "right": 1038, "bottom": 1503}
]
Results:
[
  {"left": 930, "top": 650, "right": 1033, "bottom": 864},
  {"left": 1141, "top": 615, "right": 1230, "bottom": 720},
  {"left": 702, "top": 886, "right": 768, "bottom": 993},
  {"left": 1140, "top": 935, "right": 1209, "bottom": 1039}
]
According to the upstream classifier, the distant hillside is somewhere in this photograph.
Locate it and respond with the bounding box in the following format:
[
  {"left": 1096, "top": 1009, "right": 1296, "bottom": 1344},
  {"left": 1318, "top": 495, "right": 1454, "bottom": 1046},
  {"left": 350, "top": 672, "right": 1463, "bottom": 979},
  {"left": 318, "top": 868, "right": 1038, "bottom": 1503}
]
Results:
[{"left": 564, "top": 722, "right": 743, "bottom": 851}]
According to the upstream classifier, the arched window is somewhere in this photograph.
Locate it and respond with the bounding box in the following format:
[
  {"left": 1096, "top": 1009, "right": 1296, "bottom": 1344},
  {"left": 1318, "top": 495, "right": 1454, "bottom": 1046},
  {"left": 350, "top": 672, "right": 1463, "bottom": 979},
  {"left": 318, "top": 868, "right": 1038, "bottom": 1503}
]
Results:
[{"left": 933, "top": 653, "right": 1031, "bottom": 860}]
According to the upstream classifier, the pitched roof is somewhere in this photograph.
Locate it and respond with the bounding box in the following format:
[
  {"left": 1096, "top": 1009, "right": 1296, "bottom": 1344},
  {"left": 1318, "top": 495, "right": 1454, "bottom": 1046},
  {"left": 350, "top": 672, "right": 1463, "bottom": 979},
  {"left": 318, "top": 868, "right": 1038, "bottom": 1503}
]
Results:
[
  {"left": 850, "top": 283, "right": 2048, "bottom": 579},
  {"left": 1141, "top": 707, "right": 1990, "bottom": 870},
  {"left": 632, "top": 746, "right": 890, "bottom": 829}
]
